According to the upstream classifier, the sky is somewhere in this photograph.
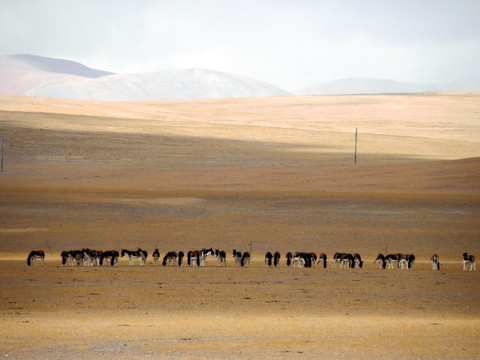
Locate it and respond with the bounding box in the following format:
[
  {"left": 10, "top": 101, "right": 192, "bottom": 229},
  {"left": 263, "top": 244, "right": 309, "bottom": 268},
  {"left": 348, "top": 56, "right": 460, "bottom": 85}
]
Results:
[{"left": 1, "top": 0, "right": 479, "bottom": 91}]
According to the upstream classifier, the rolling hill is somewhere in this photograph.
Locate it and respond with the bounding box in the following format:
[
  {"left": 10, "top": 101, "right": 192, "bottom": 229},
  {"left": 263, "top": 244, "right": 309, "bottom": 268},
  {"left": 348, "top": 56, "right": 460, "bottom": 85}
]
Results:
[
  {"left": 0, "top": 54, "right": 290, "bottom": 101},
  {"left": 1, "top": 54, "right": 480, "bottom": 100}
]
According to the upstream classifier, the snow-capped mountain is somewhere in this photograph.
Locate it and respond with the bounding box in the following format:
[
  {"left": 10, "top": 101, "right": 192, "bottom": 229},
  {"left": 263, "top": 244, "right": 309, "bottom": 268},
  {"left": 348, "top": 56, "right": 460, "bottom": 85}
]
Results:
[{"left": 0, "top": 54, "right": 290, "bottom": 101}]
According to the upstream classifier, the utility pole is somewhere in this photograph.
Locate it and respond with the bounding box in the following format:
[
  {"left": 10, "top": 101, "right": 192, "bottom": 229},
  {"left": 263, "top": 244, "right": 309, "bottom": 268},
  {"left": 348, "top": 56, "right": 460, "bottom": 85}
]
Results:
[
  {"left": 1, "top": 137, "right": 4, "bottom": 173},
  {"left": 354, "top": 128, "right": 358, "bottom": 164}
]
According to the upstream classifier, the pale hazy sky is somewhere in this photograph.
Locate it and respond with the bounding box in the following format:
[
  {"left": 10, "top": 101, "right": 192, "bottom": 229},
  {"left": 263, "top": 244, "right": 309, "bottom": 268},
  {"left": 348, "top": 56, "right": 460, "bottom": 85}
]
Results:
[{"left": 1, "top": 0, "right": 479, "bottom": 90}]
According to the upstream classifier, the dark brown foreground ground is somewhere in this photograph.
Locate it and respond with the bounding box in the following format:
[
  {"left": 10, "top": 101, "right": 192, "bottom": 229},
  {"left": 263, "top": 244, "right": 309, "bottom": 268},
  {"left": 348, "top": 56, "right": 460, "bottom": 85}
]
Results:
[{"left": 1, "top": 259, "right": 479, "bottom": 359}]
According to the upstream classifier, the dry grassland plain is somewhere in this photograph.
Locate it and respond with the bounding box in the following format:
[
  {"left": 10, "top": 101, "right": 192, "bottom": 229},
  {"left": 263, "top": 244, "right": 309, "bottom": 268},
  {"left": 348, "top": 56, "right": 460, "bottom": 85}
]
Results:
[{"left": 0, "top": 92, "right": 479, "bottom": 359}]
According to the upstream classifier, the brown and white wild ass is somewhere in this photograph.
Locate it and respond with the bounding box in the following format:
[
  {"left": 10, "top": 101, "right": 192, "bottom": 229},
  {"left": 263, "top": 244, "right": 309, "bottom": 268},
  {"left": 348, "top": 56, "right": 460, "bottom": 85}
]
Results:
[
  {"left": 163, "top": 251, "right": 177, "bottom": 266},
  {"left": 353, "top": 253, "right": 363, "bottom": 268},
  {"left": 121, "top": 248, "right": 148, "bottom": 266},
  {"left": 385, "top": 253, "right": 414, "bottom": 270},
  {"left": 293, "top": 252, "right": 316, "bottom": 268},
  {"left": 27, "top": 250, "right": 45, "bottom": 266},
  {"left": 215, "top": 249, "right": 226, "bottom": 267},
  {"left": 61, "top": 250, "right": 84, "bottom": 266},
  {"left": 431, "top": 254, "right": 440, "bottom": 270},
  {"left": 399, "top": 254, "right": 415, "bottom": 270},
  {"left": 241, "top": 252, "right": 251, "bottom": 267},
  {"left": 177, "top": 251, "right": 185, "bottom": 267},
  {"left": 273, "top": 252, "right": 281, "bottom": 267},
  {"left": 100, "top": 250, "right": 119, "bottom": 266},
  {"left": 375, "top": 254, "right": 386, "bottom": 269},
  {"left": 188, "top": 249, "right": 214, "bottom": 267},
  {"left": 265, "top": 252, "right": 273, "bottom": 267},
  {"left": 463, "top": 252, "right": 476, "bottom": 271},
  {"left": 385, "top": 254, "right": 402, "bottom": 269},
  {"left": 332, "top": 253, "right": 354, "bottom": 268},
  {"left": 233, "top": 249, "right": 243, "bottom": 267},
  {"left": 285, "top": 252, "right": 293, "bottom": 267},
  {"left": 82, "top": 249, "right": 103, "bottom": 266},
  {"left": 317, "top": 253, "right": 327, "bottom": 269},
  {"left": 152, "top": 249, "right": 160, "bottom": 266}
]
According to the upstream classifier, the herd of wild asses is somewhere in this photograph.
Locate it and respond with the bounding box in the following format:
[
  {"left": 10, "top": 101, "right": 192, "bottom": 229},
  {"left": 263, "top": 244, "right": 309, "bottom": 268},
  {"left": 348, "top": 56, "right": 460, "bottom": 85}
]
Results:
[{"left": 26, "top": 249, "right": 477, "bottom": 271}]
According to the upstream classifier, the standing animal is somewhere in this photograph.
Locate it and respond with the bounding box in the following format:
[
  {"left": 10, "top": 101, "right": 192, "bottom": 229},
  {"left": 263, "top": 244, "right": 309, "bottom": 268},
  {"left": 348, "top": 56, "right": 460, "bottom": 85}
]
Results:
[
  {"left": 241, "top": 252, "right": 251, "bottom": 267},
  {"left": 375, "top": 254, "right": 386, "bottom": 269},
  {"left": 332, "top": 253, "right": 343, "bottom": 268},
  {"left": 121, "top": 248, "right": 148, "bottom": 266},
  {"left": 285, "top": 252, "right": 293, "bottom": 267},
  {"left": 273, "top": 252, "right": 281, "bottom": 267},
  {"left": 292, "top": 252, "right": 316, "bottom": 268},
  {"left": 188, "top": 249, "right": 214, "bottom": 267},
  {"left": 332, "top": 253, "right": 354, "bottom": 268},
  {"left": 215, "top": 249, "right": 226, "bottom": 267},
  {"left": 463, "top": 252, "right": 476, "bottom": 271},
  {"left": 27, "top": 250, "right": 45, "bottom": 266},
  {"left": 61, "top": 251, "right": 71, "bottom": 266},
  {"left": 82, "top": 248, "right": 103, "bottom": 266},
  {"left": 100, "top": 250, "right": 119, "bottom": 266},
  {"left": 385, "top": 254, "right": 402, "bottom": 269},
  {"left": 178, "top": 251, "right": 185, "bottom": 267},
  {"left": 152, "top": 249, "right": 160, "bottom": 266},
  {"left": 265, "top": 252, "right": 273, "bottom": 267},
  {"left": 431, "top": 254, "right": 440, "bottom": 270},
  {"left": 317, "top": 253, "right": 327, "bottom": 269},
  {"left": 162, "top": 251, "right": 177, "bottom": 266},
  {"left": 199, "top": 248, "right": 214, "bottom": 267},
  {"left": 233, "top": 249, "right": 242, "bottom": 267},
  {"left": 353, "top": 253, "right": 363, "bottom": 268}
]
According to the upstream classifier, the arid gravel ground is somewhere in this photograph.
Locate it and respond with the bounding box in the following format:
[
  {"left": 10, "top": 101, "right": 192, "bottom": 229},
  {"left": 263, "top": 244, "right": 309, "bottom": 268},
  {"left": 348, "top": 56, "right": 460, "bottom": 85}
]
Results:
[{"left": 0, "top": 93, "right": 479, "bottom": 359}]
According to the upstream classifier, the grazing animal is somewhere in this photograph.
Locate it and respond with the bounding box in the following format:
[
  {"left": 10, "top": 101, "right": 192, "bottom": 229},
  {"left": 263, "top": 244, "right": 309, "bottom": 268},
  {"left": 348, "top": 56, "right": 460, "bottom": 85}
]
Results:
[
  {"left": 215, "top": 249, "right": 226, "bottom": 267},
  {"left": 317, "top": 253, "right": 327, "bottom": 269},
  {"left": 187, "top": 250, "right": 197, "bottom": 267},
  {"left": 375, "top": 254, "right": 386, "bottom": 270},
  {"left": 340, "top": 253, "right": 354, "bottom": 269},
  {"left": 273, "top": 252, "right": 281, "bottom": 267},
  {"left": 292, "top": 252, "right": 316, "bottom": 268},
  {"left": 463, "top": 252, "right": 476, "bottom": 271},
  {"left": 265, "top": 252, "right": 273, "bottom": 267},
  {"left": 385, "top": 254, "right": 402, "bottom": 269},
  {"left": 188, "top": 249, "right": 214, "bottom": 267},
  {"left": 152, "top": 249, "right": 160, "bottom": 266},
  {"left": 285, "top": 252, "right": 293, "bottom": 267},
  {"left": 200, "top": 248, "right": 214, "bottom": 267},
  {"left": 241, "top": 252, "right": 251, "bottom": 267},
  {"left": 121, "top": 248, "right": 148, "bottom": 266},
  {"left": 27, "top": 250, "right": 45, "bottom": 266},
  {"left": 332, "top": 253, "right": 354, "bottom": 268},
  {"left": 162, "top": 251, "right": 177, "bottom": 267},
  {"left": 353, "top": 253, "right": 364, "bottom": 269},
  {"left": 82, "top": 249, "right": 103, "bottom": 266},
  {"left": 61, "top": 251, "right": 71, "bottom": 266},
  {"left": 233, "top": 249, "right": 243, "bottom": 267},
  {"left": 293, "top": 252, "right": 304, "bottom": 268},
  {"left": 66, "top": 250, "right": 84, "bottom": 266},
  {"left": 431, "top": 254, "right": 440, "bottom": 270},
  {"left": 177, "top": 251, "right": 185, "bottom": 267},
  {"left": 100, "top": 250, "right": 119, "bottom": 266},
  {"left": 332, "top": 252, "right": 343, "bottom": 268},
  {"left": 407, "top": 254, "right": 415, "bottom": 269}
]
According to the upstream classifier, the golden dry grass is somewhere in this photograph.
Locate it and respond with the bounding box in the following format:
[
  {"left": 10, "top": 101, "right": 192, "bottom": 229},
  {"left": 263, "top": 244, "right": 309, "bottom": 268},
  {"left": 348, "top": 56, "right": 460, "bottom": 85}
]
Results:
[{"left": 1, "top": 93, "right": 479, "bottom": 359}]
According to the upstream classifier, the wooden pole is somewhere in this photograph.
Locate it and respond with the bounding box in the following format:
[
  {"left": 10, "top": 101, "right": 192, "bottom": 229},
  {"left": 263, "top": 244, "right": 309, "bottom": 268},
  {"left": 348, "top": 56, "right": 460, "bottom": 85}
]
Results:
[
  {"left": 1, "top": 137, "right": 4, "bottom": 173},
  {"left": 354, "top": 128, "right": 358, "bottom": 164}
]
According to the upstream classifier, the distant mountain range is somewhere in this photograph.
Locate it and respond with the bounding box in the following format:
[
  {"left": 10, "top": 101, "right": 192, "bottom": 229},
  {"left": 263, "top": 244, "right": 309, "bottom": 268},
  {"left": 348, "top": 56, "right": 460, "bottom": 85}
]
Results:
[
  {"left": 296, "top": 77, "right": 480, "bottom": 95},
  {"left": 1, "top": 54, "right": 479, "bottom": 101}
]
